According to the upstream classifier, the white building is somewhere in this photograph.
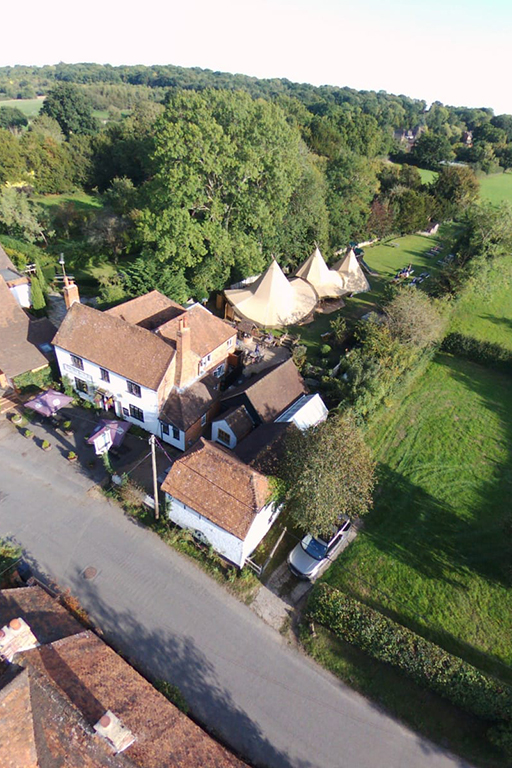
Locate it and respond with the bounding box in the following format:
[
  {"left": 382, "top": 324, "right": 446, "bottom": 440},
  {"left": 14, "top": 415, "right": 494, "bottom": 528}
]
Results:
[
  {"left": 162, "top": 438, "right": 281, "bottom": 568},
  {"left": 52, "top": 292, "right": 237, "bottom": 450}
]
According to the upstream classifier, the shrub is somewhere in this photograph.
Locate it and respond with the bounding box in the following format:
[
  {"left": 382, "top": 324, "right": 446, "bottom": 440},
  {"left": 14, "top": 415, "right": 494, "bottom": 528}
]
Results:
[
  {"left": 307, "top": 584, "right": 512, "bottom": 723},
  {"left": 320, "top": 344, "right": 332, "bottom": 356},
  {"left": 154, "top": 680, "right": 189, "bottom": 714},
  {"left": 23, "top": 429, "right": 33, "bottom": 439},
  {"left": 67, "top": 451, "right": 77, "bottom": 460},
  {"left": 42, "top": 440, "right": 51, "bottom": 450},
  {"left": 442, "top": 332, "right": 512, "bottom": 374}
]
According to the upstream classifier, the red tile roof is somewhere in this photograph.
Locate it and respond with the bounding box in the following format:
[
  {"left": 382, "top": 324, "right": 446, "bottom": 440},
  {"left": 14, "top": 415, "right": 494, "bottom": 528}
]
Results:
[
  {"left": 105, "top": 291, "right": 184, "bottom": 330},
  {"left": 161, "top": 438, "right": 270, "bottom": 539},
  {"left": 0, "top": 278, "right": 50, "bottom": 378},
  {"left": 157, "top": 304, "right": 236, "bottom": 360}
]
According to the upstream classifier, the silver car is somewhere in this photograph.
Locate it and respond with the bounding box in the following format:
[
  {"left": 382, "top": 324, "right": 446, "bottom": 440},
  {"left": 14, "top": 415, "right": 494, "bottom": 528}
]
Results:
[{"left": 287, "top": 519, "right": 352, "bottom": 580}]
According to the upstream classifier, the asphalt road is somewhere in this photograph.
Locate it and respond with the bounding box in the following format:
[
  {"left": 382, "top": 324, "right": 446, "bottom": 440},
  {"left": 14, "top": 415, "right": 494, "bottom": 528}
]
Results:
[{"left": 0, "top": 423, "right": 470, "bottom": 768}]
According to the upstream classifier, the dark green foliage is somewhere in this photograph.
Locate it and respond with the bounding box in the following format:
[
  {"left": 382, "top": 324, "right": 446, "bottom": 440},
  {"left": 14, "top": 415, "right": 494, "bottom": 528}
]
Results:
[
  {"left": 441, "top": 333, "right": 512, "bottom": 374},
  {"left": 0, "top": 106, "right": 28, "bottom": 130},
  {"left": 41, "top": 83, "right": 98, "bottom": 137},
  {"left": 121, "top": 256, "right": 189, "bottom": 304},
  {"left": 154, "top": 680, "right": 189, "bottom": 714},
  {"left": 29, "top": 273, "right": 46, "bottom": 311},
  {"left": 308, "top": 584, "right": 512, "bottom": 723},
  {"left": 411, "top": 132, "right": 454, "bottom": 168},
  {"left": 431, "top": 165, "right": 479, "bottom": 220},
  {"left": 0, "top": 539, "right": 22, "bottom": 587},
  {"left": 13, "top": 366, "right": 54, "bottom": 394}
]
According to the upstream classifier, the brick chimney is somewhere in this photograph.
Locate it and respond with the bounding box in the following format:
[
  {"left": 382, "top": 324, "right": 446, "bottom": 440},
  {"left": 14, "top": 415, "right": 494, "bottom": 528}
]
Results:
[
  {"left": 174, "top": 314, "right": 197, "bottom": 388},
  {"left": 63, "top": 276, "right": 80, "bottom": 310}
]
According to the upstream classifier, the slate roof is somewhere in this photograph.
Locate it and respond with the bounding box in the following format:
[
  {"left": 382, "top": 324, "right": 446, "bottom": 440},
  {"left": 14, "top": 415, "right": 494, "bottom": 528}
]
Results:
[
  {"left": 161, "top": 438, "right": 270, "bottom": 539},
  {"left": 160, "top": 374, "right": 220, "bottom": 431},
  {"left": 221, "top": 358, "right": 307, "bottom": 424},
  {"left": 0, "top": 586, "right": 245, "bottom": 768},
  {"left": 53, "top": 302, "right": 175, "bottom": 391},
  {"left": 0, "top": 277, "right": 50, "bottom": 378},
  {"left": 105, "top": 291, "right": 184, "bottom": 330},
  {"left": 157, "top": 304, "right": 236, "bottom": 359}
]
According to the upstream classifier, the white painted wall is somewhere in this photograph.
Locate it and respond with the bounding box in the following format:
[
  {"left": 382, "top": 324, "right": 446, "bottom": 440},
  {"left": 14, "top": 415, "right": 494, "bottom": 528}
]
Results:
[
  {"left": 211, "top": 418, "right": 236, "bottom": 449},
  {"left": 10, "top": 282, "right": 31, "bottom": 308},
  {"left": 166, "top": 496, "right": 244, "bottom": 566},
  {"left": 165, "top": 495, "right": 281, "bottom": 567}
]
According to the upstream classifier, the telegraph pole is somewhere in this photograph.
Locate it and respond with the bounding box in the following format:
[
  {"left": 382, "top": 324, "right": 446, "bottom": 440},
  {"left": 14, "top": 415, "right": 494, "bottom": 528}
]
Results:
[{"left": 149, "top": 434, "right": 160, "bottom": 520}]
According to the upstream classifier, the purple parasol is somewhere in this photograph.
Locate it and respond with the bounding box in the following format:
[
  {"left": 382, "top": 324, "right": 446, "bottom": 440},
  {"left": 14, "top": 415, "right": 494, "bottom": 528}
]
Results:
[{"left": 24, "top": 389, "right": 73, "bottom": 418}]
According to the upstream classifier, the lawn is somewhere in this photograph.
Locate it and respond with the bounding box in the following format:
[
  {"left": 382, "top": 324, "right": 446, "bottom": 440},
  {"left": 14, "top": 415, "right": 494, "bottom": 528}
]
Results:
[
  {"left": 321, "top": 353, "right": 512, "bottom": 682},
  {"left": 0, "top": 97, "right": 45, "bottom": 117},
  {"left": 479, "top": 171, "right": 512, "bottom": 205},
  {"left": 34, "top": 191, "right": 104, "bottom": 213},
  {"left": 450, "top": 254, "right": 512, "bottom": 351}
]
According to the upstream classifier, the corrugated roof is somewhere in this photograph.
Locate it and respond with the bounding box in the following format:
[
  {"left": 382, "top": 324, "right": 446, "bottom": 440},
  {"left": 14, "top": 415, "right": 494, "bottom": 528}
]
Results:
[
  {"left": 161, "top": 438, "right": 270, "bottom": 539},
  {"left": 53, "top": 302, "right": 175, "bottom": 391}
]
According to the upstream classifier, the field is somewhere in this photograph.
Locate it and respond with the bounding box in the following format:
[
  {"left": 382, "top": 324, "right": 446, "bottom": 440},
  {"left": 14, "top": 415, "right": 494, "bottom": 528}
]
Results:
[
  {"left": 0, "top": 97, "right": 44, "bottom": 117},
  {"left": 34, "top": 191, "right": 103, "bottom": 213},
  {"left": 479, "top": 171, "right": 512, "bottom": 205},
  {"left": 322, "top": 352, "right": 512, "bottom": 678}
]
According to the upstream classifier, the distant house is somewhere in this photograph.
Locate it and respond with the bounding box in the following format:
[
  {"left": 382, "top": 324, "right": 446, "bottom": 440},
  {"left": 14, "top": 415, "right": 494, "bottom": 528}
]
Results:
[
  {"left": 161, "top": 438, "right": 281, "bottom": 567},
  {"left": 0, "top": 244, "right": 31, "bottom": 308},
  {"left": 0, "top": 275, "right": 55, "bottom": 390},
  {"left": 211, "top": 358, "right": 328, "bottom": 450},
  {"left": 0, "top": 585, "right": 244, "bottom": 766},
  {"left": 52, "top": 291, "right": 238, "bottom": 450}
]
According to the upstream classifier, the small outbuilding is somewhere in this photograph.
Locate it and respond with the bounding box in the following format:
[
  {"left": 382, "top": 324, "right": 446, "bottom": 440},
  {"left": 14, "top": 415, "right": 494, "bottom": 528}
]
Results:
[{"left": 161, "top": 438, "right": 281, "bottom": 567}]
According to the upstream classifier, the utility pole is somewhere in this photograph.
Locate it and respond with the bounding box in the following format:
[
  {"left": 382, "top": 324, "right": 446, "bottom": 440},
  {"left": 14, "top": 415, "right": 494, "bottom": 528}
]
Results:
[{"left": 149, "top": 434, "right": 160, "bottom": 520}]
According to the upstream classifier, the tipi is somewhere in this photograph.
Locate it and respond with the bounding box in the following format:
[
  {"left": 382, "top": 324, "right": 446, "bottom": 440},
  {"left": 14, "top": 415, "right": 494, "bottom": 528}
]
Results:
[
  {"left": 295, "top": 247, "right": 345, "bottom": 299},
  {"left": 224, "top": 259, "right": 318, "bottom": 327},
  {"left": 332, "top": 249, "right": 370, "bottom": 294}
]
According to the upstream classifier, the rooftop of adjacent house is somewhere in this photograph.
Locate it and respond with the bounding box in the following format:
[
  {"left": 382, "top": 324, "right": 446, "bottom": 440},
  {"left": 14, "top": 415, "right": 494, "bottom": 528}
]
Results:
[
  {"left": 0, "top": 587, "right": 83, "bottom": 646},
  {"left": 221, "top": 358, "right": 307, "bottom": 424},
  {"left": 0, "top": 244, "right": 17, "bottom": 271},
  {"left": 160, "top": 373, "right": 221, "bottom": 431},
  {"left": 215, "top": 404, "right": 254, "bottom": 441},
  {"left": 234, "top": 422, "right": 296, "bottom": 475},
  {"left": 105, "top": 290, "right": 185, "bottom": 331},
  {"left": 0, "top": 586, "right": 245, "bottom": 768},
  {"left": 157, "top": 304, "right": 236, "bottom": 359},
  {"left": 0, "top": 277, "right": 51, "bottom": 378},
  {"left": 161, "top": 438, "right": 270, "bottom": 539},
  {"left": 53, "top": 302, "right": 175, "bottom": 391}
]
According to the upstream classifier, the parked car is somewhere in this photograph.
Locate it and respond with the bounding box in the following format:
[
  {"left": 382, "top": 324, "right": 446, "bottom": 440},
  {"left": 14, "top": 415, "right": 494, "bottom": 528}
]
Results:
[{"left": 287, "top": 519, "right": 352, "bottom": 580}]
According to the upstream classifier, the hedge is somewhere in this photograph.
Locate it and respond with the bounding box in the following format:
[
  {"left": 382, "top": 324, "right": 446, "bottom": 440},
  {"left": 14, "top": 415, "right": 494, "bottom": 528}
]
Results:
[
  {"left": 308, "top": 583, "right": 512, "bottom": 723},
  {"left": 442, "top": 332, "right": 512, "bottom": 375}
]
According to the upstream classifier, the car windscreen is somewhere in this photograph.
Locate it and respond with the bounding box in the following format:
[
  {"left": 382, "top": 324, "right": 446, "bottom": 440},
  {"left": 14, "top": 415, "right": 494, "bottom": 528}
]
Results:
[{"left": 301, "top": 534, "right": 328, "bottom": 561}]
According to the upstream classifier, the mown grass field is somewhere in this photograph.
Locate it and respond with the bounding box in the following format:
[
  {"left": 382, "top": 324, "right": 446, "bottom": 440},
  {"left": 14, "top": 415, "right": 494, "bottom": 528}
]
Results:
[
  {"left": 0, "top": 97, "right": 44, "bottom": 117},
  {"left": 34, "top": 191, "right": 103, "bottom": 213},
  {"left": 322, "top": 354, "right": 512, "bottom": 678},
  {"left": 479, "top": 171, "right": 512, "bottom": 205},
  {"left": 450, "top": 254, "right": 512, "bottom": 351}
]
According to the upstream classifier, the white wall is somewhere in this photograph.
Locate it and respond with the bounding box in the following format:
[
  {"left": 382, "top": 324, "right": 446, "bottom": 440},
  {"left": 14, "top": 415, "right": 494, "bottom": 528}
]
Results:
[
  {"left": 275, "top": 393, "right": 328, "bottom": 431},
  {"left": 211, "top": 418, "right": 236, "bottom": 449},
  {"left": 242, "top": 502, "right": 282, "bottom": 563},
  {"left": 10, "top": 283, "right": 31, "bottom": 308},
  {"left": 166, "top": 496, "right": 245, "bottom": 566}
]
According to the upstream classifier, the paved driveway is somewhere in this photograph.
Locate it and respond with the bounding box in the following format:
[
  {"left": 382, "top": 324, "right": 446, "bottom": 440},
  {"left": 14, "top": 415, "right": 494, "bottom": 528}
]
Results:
[{"left": 0, "top": 422, "right": 470, "bottom": 768}]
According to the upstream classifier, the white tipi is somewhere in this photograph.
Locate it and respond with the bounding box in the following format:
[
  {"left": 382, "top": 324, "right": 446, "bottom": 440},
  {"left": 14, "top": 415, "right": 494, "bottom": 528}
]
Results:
[
  {"left": 295, "top": 247, "right": 345, "bottom": 299},
  {"left": 332, "top": 249, "right": 370, "bottom": 294},
  {"left": 224, "top": 258, "right": 318, "bottom": 327}
]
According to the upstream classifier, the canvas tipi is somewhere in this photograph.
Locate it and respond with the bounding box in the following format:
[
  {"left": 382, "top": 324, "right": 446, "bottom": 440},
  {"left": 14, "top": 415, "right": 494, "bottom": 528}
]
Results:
[
  {"left": 332, "top": 249, "right": 370, "bottom": 294},
  {"left": 224, "top": 259, "right": 318, "bottom": 327},
  {"left": 295, "top": 247, "right": 345, "bottom": 299}
]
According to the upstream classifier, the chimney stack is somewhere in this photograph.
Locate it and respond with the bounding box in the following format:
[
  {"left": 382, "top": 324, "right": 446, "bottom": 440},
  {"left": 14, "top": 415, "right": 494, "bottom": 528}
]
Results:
[
  {"left": 63, "top": 279, "right": 80, "bottom": 310},
  {"left": 94, "top": 710, "right": 136, "bottom": 754},
  {"left": 0, "top": 617, "right": 39, "bottom": 662},
  {"left": 174, "top": 313, "right": 196, "bottom": 388}
]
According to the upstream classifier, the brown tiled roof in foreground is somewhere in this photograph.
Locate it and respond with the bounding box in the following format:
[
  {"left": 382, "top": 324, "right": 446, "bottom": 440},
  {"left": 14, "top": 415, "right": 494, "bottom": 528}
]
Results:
[
  {"left": 221, "top": 358, "right": 307, "bottom": 424},
  {"left": 161, "top": 438, "right": 270, "bottom": 539},
  {"left": 0, "top": 586, "right": 83, "bottom": 646},
  {"left": 0, "top": 586, "right": 245, "bottom": 768},
  {"left": 157, "top": 304, "right": 236, "bottom": 360},
  {"left": 53, "top": 302, "right": 175, "bottom": 391},
  {"left": 0, "top": 277, "right": 49, "bottom": 378},
  {"left": 160, "top": 374, "right": 220, "bottom": 431},
  {"left": 105, "top": 290, "right": 184, "bottom": 330}
]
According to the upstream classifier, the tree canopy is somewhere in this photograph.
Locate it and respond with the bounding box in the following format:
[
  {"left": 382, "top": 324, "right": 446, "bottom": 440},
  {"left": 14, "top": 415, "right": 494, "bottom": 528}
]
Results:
[{"left": 41, "top": 83, "right": 98, "bottom": 137}]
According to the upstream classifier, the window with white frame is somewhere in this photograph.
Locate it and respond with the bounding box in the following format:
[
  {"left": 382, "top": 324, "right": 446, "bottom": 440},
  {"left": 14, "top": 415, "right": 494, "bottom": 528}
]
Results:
[
  {"left": 213, "top": 363, "right": 225, "bottom": 378},
  {"left": 127, "top": 380, "right": 141, "bottom": 398},
  {"left": 200, "top": 353, "right": 212, "bottom": 370},
  {"left": 100, "top": 368, "right": 110, "bottom": 383},
  {"left": 227, "top": 338, "right": 233, "bottom": 347}
]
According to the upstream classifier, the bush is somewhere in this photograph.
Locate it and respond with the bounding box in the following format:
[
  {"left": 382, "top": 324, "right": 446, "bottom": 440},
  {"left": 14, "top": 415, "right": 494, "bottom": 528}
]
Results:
[
  {"left": 320, "top": 344, "right": 332, "bottom": 356},
  {"left": 308, "top": 584, "right": 512, "bottom": 723},
  {"left": 154, "top": 680, "right": 189, "bottom": 714},
  {"left": 67, "top": 451, "right": 77, "bottom": 460},
  {"left": 442, "top": 332, "right": 512, "bottom": 374},
  {"left": 23, "top": 429, "right": 33, "bottom": 439}
]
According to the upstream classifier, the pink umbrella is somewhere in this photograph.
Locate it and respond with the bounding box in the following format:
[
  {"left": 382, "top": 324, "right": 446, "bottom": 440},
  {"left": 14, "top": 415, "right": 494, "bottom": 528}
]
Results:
[{"left": 24, "top": 389, "right": 73, "bottom": 418}]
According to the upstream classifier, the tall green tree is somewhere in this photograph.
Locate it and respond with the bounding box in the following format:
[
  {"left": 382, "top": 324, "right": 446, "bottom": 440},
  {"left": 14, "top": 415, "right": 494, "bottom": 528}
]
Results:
[
  {"left": 0, "top": 188, "right": 47, "bottom": 243},
  {"left": 41, "top": 83, "right": 98, "bottom": 137},
  {"left": 326, "top": 149, "right": 378, "bottom": 248},
  {"left": 432, "top": 165, "right": 479, "bottom": 219},
  {"left": 283, "top": 412, "right": 375, "bottom": 537},
  {"left": 138, "top": 89, "right": 303, "bottom": 296},
  {"left": 0, "top": 106, "right": 28, "bottom": 130}
]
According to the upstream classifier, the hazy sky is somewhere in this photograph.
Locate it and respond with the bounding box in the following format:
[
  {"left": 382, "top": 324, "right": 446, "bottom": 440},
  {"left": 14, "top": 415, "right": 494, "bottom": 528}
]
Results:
[{"left": 2, "top": 0, "right": 511, "bottom": 113}]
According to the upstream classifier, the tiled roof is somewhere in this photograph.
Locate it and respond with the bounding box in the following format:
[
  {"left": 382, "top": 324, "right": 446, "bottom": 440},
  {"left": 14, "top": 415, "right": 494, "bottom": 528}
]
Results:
[
  {"left": 0, "top": 277, "right": 50, "bottom": 378},
  {"left": 105, "top": 291, "right": 184, "bottom": 330},
  {"left": 157, "top": 304, "right": 236, "bottom": 360},
  {"left": 53, "top": 302, "right": 175, "bottom": 391},
  {"left": 161, "top": 438, "right": 270, "bottom": 539},
  {"left": 0, "top": 587, "right": 83, "bottom": 646},
  {"left": 0, "top": 586, "right": 245, "bottom": 768},
  {"left": 160, "top": 374, "right": 220, "bottom": 431},
  {"left": 234, "top": 422, "right": 296, "bottom": 475},
  {"left": 216, "top": 405, "right": 254, "bottom": 441},
  {"left": 221, "top": 358, "right": 307, "bottom": 424}
]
